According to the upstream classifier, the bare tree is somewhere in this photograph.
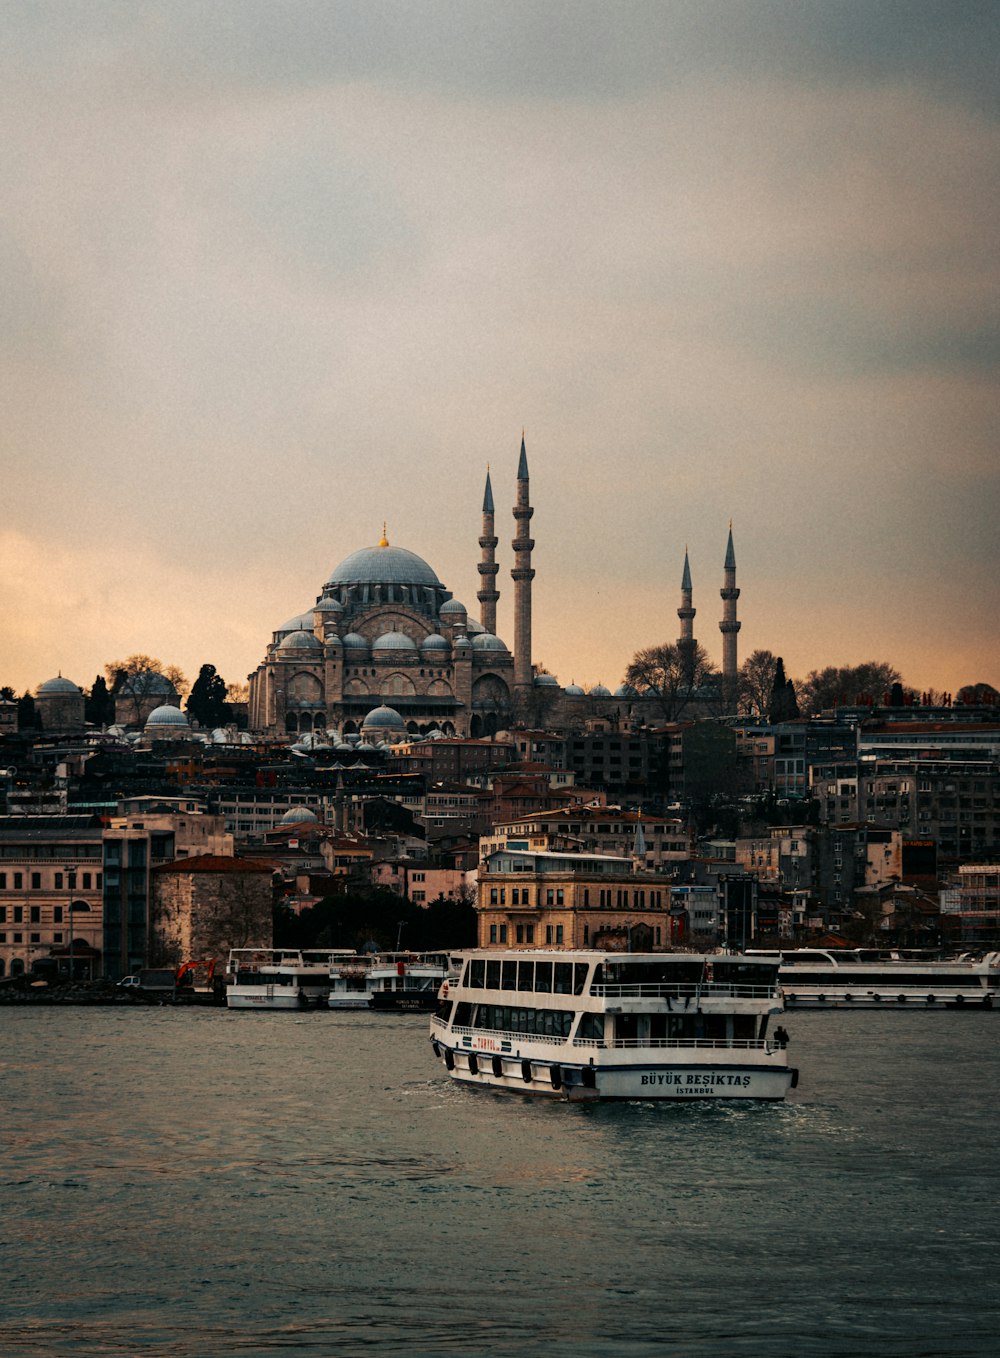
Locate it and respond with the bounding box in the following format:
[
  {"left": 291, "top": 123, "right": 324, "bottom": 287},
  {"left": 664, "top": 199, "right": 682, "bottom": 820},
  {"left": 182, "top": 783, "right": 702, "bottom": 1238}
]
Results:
[
  {"left": 625, "top": 641, "right": 716, "bottom": 723},
  {"left": 795, "top": 661, "right": 901, "bottom": 716},
  {"left": 105, "top": 654, "right": 185, "bottom": 727},
  {"left": 738, "top": 649, "right": 778, "bottom": 718}
]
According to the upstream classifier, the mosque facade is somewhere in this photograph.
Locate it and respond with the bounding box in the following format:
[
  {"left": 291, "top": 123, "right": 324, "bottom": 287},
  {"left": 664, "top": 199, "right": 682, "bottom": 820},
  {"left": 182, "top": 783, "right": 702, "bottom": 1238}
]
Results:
[{"left": 247, "top": 439, "right": 740, "bottom": 740}]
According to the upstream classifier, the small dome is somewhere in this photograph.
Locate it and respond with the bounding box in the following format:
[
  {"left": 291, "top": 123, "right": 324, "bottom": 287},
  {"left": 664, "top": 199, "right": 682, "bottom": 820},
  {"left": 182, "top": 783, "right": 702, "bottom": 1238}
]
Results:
[
  {"left": 278, "top": 611, "right": 315, "bottom": 634},
  {"left": 362, "top": 704, "right": 406, "bottom": 732},
  {"left": 471, "top": 633, "right": 507, "bottom": 652},
  {"left": 439, "top": 598, "right": 467, "bottom": 615},
  {"left": 614, "top": 684, "right": 639, "bottom": 699},
  {"left": 342, "top": 633, "right": 369, "bottom": 651},
  {"left": 534, "top": 673, "right": 559, "bottom": 687},
  {"left": 372, "top": 631, "right": 417, "bottom": 652},
  {"left": 589, "top": 684, "right": 611, "bottom": 698},
  {"left": 145, "top": 704, "right": 190, "bottom": 730},
  {"left": 279, "top": 629, "right": 322, "bottom": 652},
  {"left": 466, "top": 618, "right": 486, "bottom": 635},
  {"left": 314, "top": 597, "right": 343, "bottom": 613},
  {"left": 281, "top": 805, "right": 318, "bottom": 825},
  {"left": 564, "top": 683, "right": 585, "bottom": 697},
  {"left": 37, "top": 676, "right": 82, "bottom": 696},
  {"left": 421, "top": 633, "right": 450, "bottom": 652},
  {"left": 453, "top": 634, "right": 471, "bottom": 650}
]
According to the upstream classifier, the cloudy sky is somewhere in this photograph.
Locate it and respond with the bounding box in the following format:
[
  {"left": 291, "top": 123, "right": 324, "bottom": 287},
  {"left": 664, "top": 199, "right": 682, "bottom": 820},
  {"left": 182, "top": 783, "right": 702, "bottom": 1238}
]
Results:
[{"left": 3, "top": 1, "right": 997, "bottom": 699}]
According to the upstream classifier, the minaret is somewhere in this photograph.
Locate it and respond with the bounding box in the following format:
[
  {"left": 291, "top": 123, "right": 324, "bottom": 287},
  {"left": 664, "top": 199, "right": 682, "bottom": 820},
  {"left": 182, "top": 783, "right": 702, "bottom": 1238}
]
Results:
[
  {"left": 719, "top": 524, "right": 741, "bottom": 691},
  {"left": 677, "top": 547, "right": 696, "bottom": 684},
  {"left": 511, "top": 434, "right": 535, "bottom": 692},
  {"left": 477, "top": 467, "right": 500, "bottom": 635}
]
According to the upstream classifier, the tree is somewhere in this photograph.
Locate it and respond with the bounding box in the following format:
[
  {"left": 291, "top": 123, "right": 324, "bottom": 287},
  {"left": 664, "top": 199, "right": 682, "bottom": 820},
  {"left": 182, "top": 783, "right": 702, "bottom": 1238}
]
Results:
[
  {"left": 625, "top": 642, "right": 716, "bottom": 723},
  {"left": 768, "top": 657, "right": 799, "bottom": 723},
  {"left": 795, "top": 661, "right": 901, "bottom": 716},
  {"left": 84, "top": 675, "right": 115, "bottom": 727},
  {"left": 104, "top": 654, "right": 186, "bottom": 726},
  {"left": 738, "top": 649, "right": 778, "bottom": 718},
  {"left": 226, "top": 681, "right": 250, "bottom": 704},
  {"left": 186, "top": 664, "right": 231, "bottom": 729},
  {"left": 0, "top": 686, "right": 15, "bottom": 701},
  {"left": 17, "top": 691, "right": 40, "bottom": 730}
]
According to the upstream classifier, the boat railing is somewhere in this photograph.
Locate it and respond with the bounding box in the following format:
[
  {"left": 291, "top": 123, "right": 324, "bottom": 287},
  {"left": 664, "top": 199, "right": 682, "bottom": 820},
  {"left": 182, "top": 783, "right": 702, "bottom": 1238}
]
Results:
[
  {"left": 573, "top": 1036, "right": 774, "bottom": 1052},
  {"left": 435, "top": 1021, "right": 777, "bottom": 1053},
  {"left": 591, "top": 982, "right": 778, "bottom": 1000}
]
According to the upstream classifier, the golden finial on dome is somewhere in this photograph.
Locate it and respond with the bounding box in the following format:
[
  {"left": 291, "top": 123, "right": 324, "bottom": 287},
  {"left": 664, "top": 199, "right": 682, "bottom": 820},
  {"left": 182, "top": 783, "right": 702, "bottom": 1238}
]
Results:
[{"left": 379, "top": 522, "right": 389, "bottom": 548}]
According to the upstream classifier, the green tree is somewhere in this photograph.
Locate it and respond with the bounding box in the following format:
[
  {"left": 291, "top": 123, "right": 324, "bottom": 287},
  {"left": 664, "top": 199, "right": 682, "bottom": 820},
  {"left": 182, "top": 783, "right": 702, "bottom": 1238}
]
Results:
[
  {"left": 186, "top": 664, "right": 231, "bottom": 729},
  {"left": 85, "top": 675, "right": 115, "bottom": 726},
  {"left": 768, "top": 657, "right": 799, "bottom": 722}
]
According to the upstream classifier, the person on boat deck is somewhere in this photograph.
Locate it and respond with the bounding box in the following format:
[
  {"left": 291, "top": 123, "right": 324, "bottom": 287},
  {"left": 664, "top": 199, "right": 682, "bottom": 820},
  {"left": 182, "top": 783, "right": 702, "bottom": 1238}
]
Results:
[{"left": 774, "top": 1025, "right": 789, "bottom": 1048}]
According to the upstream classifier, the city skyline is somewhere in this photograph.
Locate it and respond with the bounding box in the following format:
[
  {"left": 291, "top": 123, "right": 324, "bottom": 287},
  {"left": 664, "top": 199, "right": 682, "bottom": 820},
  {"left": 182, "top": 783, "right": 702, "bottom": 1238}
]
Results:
[{"left": 3, "top": 4, "right": 998, "bottom": 699}]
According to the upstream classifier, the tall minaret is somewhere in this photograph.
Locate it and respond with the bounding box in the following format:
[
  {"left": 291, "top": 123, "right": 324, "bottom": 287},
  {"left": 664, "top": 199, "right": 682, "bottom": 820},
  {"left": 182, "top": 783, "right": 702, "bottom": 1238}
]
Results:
[
  {"left": 511, "top": 434, "right": 535, "bottom": 691},
  {"left": 719, "top": 524, "right": 741, "bottom": 690},
  {"left": 477, "top": 467, "right": 500, "bottom": 634},
  {"left": 678, "top": 547, "right": 696, "bottom": 668}
]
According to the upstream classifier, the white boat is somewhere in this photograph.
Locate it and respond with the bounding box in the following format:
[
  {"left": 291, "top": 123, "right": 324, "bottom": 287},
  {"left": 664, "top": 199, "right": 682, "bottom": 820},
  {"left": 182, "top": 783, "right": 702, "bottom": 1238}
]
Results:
[
  {"left": 368, "top": 952, "right": 453, "bottom": 1011},
  {"left": 329, "top": 952, "right": 458, "bottom": 1010},
  {"left": 429, "top": 950, "right": 797, "bottom": 1102},
  {"left": 226, "top": 948, "right": 356, "bottom": 1009},
  {"left": 750, "top": 948, "right": 1000, "bottom": 1010}
]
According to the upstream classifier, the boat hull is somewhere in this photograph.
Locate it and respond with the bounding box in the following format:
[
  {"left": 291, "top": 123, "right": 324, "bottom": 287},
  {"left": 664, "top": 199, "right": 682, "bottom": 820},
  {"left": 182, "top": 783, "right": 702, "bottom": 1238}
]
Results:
[{"left": 431, "top": 1039, "right": 795, "bottom": 1102}]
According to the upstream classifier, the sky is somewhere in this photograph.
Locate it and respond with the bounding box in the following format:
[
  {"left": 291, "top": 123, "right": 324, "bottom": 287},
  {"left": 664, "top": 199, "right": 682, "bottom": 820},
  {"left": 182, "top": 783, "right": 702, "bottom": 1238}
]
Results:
[{"left": 2, "top": 1, "right": 998, "bottom": 700}]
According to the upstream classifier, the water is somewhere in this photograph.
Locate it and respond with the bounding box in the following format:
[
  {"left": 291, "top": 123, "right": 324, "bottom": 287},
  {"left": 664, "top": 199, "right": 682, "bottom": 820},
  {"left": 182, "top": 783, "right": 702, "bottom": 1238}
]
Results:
[{"left": 2, "top": 1008, "right": 998, "bottom": 1357}]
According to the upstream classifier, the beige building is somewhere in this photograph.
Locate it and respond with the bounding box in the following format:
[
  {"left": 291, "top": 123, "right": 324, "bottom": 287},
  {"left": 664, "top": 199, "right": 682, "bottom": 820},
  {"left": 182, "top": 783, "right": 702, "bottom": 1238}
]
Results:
[
  {"left": 151, "top": 855, "right": 276, "bottom": 967},
  {"left": 477, "top": 848, "right": 672, "bottom": 951},
  {"left": 480, "top": 808, "right": 690, "bottom": 869},
  {"left": 0, "top": 814, "right": 104, "bottom": 980}
]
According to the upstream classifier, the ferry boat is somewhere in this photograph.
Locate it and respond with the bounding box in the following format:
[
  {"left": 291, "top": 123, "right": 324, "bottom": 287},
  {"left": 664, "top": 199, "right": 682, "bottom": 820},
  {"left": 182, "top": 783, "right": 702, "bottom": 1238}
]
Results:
[
  {"left": 226, "top": 948, "right": 356, "bottom": 1009},
  {"left": 368, "top": 952, "right": 454, "bottom": 1011},
  {"left": 329, "top": 952, "right": 456, "bottom": 1010},
  {"left": 750, "top": 948, "right": 1000, "bottom": 1010},
  {"left": 429, "top": 950, "right": 797, "bottom": 1102}
]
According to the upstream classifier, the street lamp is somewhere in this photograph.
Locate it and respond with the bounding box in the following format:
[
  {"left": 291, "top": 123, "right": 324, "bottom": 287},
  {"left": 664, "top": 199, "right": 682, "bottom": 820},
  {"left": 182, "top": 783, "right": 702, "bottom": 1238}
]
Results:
[
  {"left": 63, "top": 866, "right": 79, "bottom": 983},
  {"left": 396, "top": 920, "right": 406, "bottom": 952}
]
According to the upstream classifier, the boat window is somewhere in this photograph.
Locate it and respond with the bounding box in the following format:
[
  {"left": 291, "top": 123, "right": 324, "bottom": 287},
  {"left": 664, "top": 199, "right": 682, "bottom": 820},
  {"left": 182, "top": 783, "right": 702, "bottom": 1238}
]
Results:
[
  {"left": 573, "top": 963, "right": 588, "bottom": 995},
  {"left": 475, "top": 1003, "right": 574, "bottom": 1039},
  {"left": 434, "top": 998, "right": 454, "bottom": 1022},
  {"left": 453, "top": 1002, "right": 474, "bottom": 1026},
  {"left": 578, "top": 1012, "right": 604, "bottom": 1040},
  {"left": 469, "top": 959, "right": 486, "bottom": 989},
  {"left": 501, "top": 960, "right": 518, "bottom": 991},
  {"left": 554, "top": 962, "right": 573, "bottom": 994},
  {"left": 485, "top": 960, "right": 501, "bottom": 990},
  {"left": 534, "top": 961, "right": 553, "bottom": 993},
  {"left": 517, "top": 961, "right": 534, "bottom": 991}
]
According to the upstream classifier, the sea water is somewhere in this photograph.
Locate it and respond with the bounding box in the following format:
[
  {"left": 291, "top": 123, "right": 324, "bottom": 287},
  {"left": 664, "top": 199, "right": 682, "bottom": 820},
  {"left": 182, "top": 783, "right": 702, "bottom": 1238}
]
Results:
[{"left": 2, "top": 1007, "right": 998, "bottom": 1357}]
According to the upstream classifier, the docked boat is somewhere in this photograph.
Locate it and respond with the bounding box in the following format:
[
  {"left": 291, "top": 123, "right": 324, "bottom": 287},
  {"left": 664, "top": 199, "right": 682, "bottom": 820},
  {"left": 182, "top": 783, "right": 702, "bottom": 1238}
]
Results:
[
  {"left": 226, "top": 948, "right": 356, "bottom": 1009},
  {"left": 750, "top": 948, "right": 1000, "bottom": 1009},
  {"left": 429, "top": 949, "right": 797, "bottom": 1101},
  {"left": 328, "top": 952, "right": 457, "bottom": 1010},
  {"left": 368, "top": 952, "right": 453, "bottom": 1011}
]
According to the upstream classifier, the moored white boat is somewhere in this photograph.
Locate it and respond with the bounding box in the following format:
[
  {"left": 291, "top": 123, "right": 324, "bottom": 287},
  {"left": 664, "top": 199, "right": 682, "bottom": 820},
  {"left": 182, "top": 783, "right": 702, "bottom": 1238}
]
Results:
[
  {"left": 368, "top": 952, "right": 453, "bottom": 1011},
  {"left": 226, "top": 948, "right": 356, "bottom": 1009},
  {"left": 430, "top": 950, "right": 796, "bottom": 1101},
  {"left": 749, "top": 949, "right": 1000, "bottom": 1009}
]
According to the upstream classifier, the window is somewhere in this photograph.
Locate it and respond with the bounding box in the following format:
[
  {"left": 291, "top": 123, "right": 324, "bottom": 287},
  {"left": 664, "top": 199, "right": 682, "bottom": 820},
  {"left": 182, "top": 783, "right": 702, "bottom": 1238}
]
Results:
[
  {"left": 555, "top": 925, "right": 564, "bottom": 944},
  {"left": 31, "top": 873, "right": 41, "bottom": 890},
  {"left": 14, "top": 873, "right": 22, "bottom": 889},
  {"left": 14, "top": 906, "right": 23, "bottom": 923},
  {"left": 545, "top": 926, "right": 553, "bottom": 944},
  {"left": 30, "top": 906, "right": 40, "bottom": 924},
  {"left": 0, "top": 873, "right": 4, "bottom": 889},
  {"left": 54, "top": 873, "right": 64, "bottom": 890},
  {"left": 489, "top": 925, "right": 497, "bottom": 943},
  {"left": 526, "top": 925, "right": 535, "bottom": 944},
  {"left": 515, "top": 925, "right": 524, "bottom": 943},
  {"left": 499, "top": 925, "right": 508, "bottom": 943}
]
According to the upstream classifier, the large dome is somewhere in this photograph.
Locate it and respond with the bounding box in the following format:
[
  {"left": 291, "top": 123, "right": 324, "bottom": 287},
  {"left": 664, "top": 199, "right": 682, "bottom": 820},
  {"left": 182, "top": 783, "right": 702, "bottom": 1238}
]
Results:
[{"left": 326, "top": 542, "right": 442, "bottom": 590}]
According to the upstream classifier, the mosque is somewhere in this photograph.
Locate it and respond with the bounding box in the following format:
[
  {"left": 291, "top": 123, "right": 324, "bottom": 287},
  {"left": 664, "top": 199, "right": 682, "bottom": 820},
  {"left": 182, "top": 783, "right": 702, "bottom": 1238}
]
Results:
[{"left": 246, "top": 438, "right": 742, "bottom": 742}]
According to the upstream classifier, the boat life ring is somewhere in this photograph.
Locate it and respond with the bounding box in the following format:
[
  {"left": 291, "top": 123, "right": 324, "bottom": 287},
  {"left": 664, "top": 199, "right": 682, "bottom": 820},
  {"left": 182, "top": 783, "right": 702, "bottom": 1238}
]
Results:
[
  {"left": 468, "top": 1053, "right": 479, "bottom": 1075},
  {"left": 872, "top": 994, "right": 881, "bottom": 1002},
  {"left": 843, "top": 993, "right": 852, "bottom": 1001},
  {"left": 442, "top": 982, "right": 449, "bottom": 998},
  {"left": 704, "top": 962, "right": 714, "bottom": 983}
]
